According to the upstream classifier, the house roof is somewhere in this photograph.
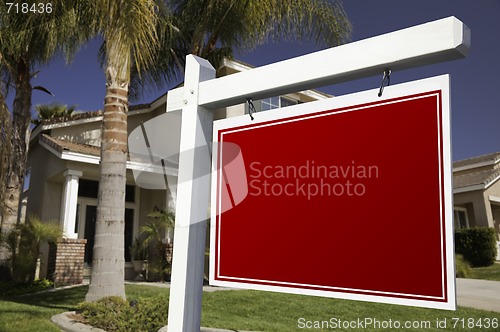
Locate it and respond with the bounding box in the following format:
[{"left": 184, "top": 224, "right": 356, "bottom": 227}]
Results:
[
  {"left": 40, "top": 134, "right": 100, "bottom": 157},
  {"left": 39, "top": 134, "right": 179, "bottom": 174},
  {"left": 453, "top": 151, "right": 500, "bottom": 169},
  {"left": 453, "top": 151, "right": 500, "bottom": 191},
  {"left": 35, "top": 102, "right": 154, "bottom": 126},
  {"left": 454, "top": 168, "right": 500, "bottom": 189},
  {"left": 37, "top": 110, "right": 103, "bottom": 126}
]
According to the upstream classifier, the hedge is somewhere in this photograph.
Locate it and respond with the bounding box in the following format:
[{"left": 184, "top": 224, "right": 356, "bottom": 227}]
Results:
[
  {"left": 455, "top": 228, "right": 498, "bottom": 267},
  {"left": 78, "top": 295, "right": 169, "bottom": 332}
]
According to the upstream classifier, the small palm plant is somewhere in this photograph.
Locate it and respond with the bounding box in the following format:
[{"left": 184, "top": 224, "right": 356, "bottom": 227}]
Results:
[
  {"left": 139, "top": 208, "right": 175, "bottom": 281},
  {"left": 3, "top": 214, "right": 62, "bottom": 283},
  {"left": 129, "top": 237, "right": 148, "bottom": 280},
  {"left": 130, "top": 237, "right": 147, "bottom": 261}
]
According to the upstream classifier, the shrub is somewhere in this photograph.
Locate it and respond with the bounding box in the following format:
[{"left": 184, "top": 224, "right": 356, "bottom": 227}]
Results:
[
  {"left": 123, "top": 294, "right": 169, "bottom": 332},
  {"left": 455, "top": 228, "right": 498, "bottom": 267},
  {"left": 78, "top": 296, "right": 130, "bottom": 331},
  {"left": 1, "top": 214, "right": 62, "bottom": 283},
  {"left": 455, "top": 254, "right": 472, "bottom": 278},
  {"left": 78, "top": 294, "right": 169, "bottom": 332}
]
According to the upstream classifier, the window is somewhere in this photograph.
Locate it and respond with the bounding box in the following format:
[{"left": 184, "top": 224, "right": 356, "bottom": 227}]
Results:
[
  {"left": 22, "top": 168, "right": 31, "bottom": 192},
  {"left": 454, "top": 207, "right": 469, "bottom": 229},
  {"left": 125, "top": 185, "right": 135, "bottom": 203},
  {"left": 75, "top": 203, "right": 80, "bottom": 234},
  {"left": 261, "top": 96, "right": 280, "bottom": 111},
  {"left": 279, "top": 97, "right": 298, "bottom": 108},
  {"left": 124, "top": 208, "right": 134, "bottom": 262},
  {"left": 79, "top": 179, "right": 99, "bottom": 198},
  {"left": 261, "top": 96, "right": 297, "bottom": 111},
  {"left": 78, "top": 179, "right": 135, "bottom": 203}
]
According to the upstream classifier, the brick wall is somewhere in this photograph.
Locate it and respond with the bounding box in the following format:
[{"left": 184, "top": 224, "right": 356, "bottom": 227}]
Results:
[{"left": 47, "top": 238, "right": 86, "bottom": 286}]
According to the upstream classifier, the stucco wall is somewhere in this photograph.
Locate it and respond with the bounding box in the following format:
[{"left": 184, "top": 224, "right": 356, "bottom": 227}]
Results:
[
  {"left": 51, "top": 105, "right": 167, "bottom": 148},
  {"left": 26, "top": 144, "right": 65, "bottom": 221},
  {"left": 52, "top": 120, "right": 102, "bottom": 147},
  {"left": 454, "top": 180, "right": 500, "bottom": 232},
  {"left": 139, "top": 189, "right": 167, "bottom": 229},
  {"left": 486, "top": 181, "right": 500, "bottom": 198},
  {"left": 454, "top": 190, "right": 488, "bottom": 227},
  {"left": 486, "top": 183, "right": 500, "bottom": 235}
]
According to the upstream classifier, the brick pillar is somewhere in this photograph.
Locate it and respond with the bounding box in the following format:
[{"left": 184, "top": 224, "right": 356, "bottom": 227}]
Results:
[{"left": 47, "top": 238, "right": 87, "bottom": 286}]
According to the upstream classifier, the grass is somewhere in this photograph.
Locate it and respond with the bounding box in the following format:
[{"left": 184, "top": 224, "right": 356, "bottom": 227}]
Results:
[
  {"left": 471, "top": 263, "right": 500, "bottom": 281},
  {"left": 202, "top": 291, "right": 500, "bottom": 331},
  {"left": 0, "top": 285, "right": 88, "bottom": 332},
  {"left": 0, "top": 284, "right": 166, "bottom": 332},
  {"left": 1, "top": 284, "right": 500, "bottom": 331}
]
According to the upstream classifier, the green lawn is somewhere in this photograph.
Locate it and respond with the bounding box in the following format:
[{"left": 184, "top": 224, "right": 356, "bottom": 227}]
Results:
[
  {"left": 1, "top": 284, "right": 500, "bottom": 332},
  {"left": 0, "top": 285, "right": 88, "bottom": 332},
  {"left": 202, "top": 291, "right": 500, "bottom": 331},
  {"left": 471, "top": 263, "right": 500, "bottom": 281}
]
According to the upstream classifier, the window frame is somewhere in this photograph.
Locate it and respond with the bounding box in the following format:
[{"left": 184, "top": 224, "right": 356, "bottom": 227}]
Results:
[{"left": 453, "top": 206, "right": 469, "bottom": 229}]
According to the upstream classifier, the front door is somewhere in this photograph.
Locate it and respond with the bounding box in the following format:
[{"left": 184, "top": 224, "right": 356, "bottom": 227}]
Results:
[
  {"left": 84, "top": 205, "right": 97, "bottom": 264},
  {"left": 82, "top": 205, "right": 135, "bottom": 264}
]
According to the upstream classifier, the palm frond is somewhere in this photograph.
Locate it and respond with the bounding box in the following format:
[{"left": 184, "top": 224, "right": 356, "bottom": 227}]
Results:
[
  {"left": 33, "top": 86, "right": 54, "bottom": 96},
  {"left": 96, "top": 0, "right": 160, "bottom": 81},
  {"left": 166, "top": 0, "right": 351, "bottom": 72},
  {"left": 0, "top": 1, "right": 96, "bottom": 71},
  {"left": 23, "top": 214, "right": 63, "bottom": 245},
  {"left": 32, "top": 102, "right": 77, "bottom": 125},
  {"left": 127, "top": 4, "right": 183, "bottom": 100},
  {"left": 139, "top": 209, "right": 175, "bottom": 247}
]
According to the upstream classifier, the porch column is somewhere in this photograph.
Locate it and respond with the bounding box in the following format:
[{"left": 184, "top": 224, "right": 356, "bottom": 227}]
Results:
[{"left": 60, "top": 170, "right": 82, "bottom": 239}]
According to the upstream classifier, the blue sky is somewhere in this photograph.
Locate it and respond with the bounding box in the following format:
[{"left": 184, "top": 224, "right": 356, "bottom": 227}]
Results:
[{"left": 10, "top": 0, "right": 500, "bottom": 161}]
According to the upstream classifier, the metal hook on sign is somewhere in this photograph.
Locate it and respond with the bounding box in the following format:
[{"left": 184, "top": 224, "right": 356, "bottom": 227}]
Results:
[
  {"left": 378, "top": 69, "right": 391, "bottom": 97},
  {"left": 247, "top": 98, "right": 256, "bottom": 121}
]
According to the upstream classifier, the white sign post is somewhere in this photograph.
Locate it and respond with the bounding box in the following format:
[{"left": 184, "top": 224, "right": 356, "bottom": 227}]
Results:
[
  {"left": 166, "top": 56, "right": 215, "bottom": 332},
  {"left": 166, "top": 17, "right": 470, "bottom": 331}
]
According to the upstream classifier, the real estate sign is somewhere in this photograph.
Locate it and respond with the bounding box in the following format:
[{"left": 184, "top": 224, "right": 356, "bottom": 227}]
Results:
[{"left": 210, "top": 75, "right": 455, "bottom": 310}]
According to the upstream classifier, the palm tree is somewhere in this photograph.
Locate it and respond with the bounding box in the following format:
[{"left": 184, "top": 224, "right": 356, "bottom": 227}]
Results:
[
  {"left": 0, "top": 92, "right": 11, "bottom": 234},
  {"left": 0, "top": 1, "right": 92, "bottom": 261},
  {"left": 211, "top": 1, "right": 348, "bottom": 54},
  {"left": 85, "top": 0, "right": 351, "bottom": 301},
  {"left": 84, "top": 0, "right": 168, "bottom": 302},
  {"left": 32, "top": 102, "right": 77, "bottom": 125},
  {"left": 151, "top": 0, "right": 351, "bottom": 79},
  {"left": 129, "top": 0, "right": 351, "bottom": 102}
]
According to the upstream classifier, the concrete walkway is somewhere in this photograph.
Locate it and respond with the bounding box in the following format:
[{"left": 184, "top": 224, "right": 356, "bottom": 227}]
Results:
[
  {"left": 51, "top": 278, "right": 500, "bottom": 332},
  {"left": 456, "top": 278, "right": 500, "bottom": 313}
]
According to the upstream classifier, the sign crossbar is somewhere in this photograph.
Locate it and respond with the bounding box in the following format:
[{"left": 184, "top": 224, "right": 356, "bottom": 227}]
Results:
[{"left": 167, "top": 16, "right": 469, "bottom": 112}]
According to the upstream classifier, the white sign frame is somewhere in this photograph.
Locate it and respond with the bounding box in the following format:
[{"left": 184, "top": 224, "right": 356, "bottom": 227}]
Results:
[{"left": 210, "top": 75, "right": 455, "bottom": 310}]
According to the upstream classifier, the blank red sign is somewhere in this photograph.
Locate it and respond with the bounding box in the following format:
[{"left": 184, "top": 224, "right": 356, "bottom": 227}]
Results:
[{"left": 210, "top": 75, "right": 455, "bottom": 310}]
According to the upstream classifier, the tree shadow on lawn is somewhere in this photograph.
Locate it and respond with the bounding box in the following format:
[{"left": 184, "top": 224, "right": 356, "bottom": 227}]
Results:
[{"left": 1, "top": 284, "right": 89, "bottom": 311}]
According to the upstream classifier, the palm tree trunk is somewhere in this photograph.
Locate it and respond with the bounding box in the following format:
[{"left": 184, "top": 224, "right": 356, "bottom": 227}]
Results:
[
  {"left": 0, "top": 93, "right": 12, "bottom": 263},
  {"left": 1, "top": 63, "right": 32, "bottom": 261},
  {"left": 0, "top": 93, "right": 12, "bottom": 227},
  {"left": 85, "top": 62, "right": 129, "bottom": 302}
]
